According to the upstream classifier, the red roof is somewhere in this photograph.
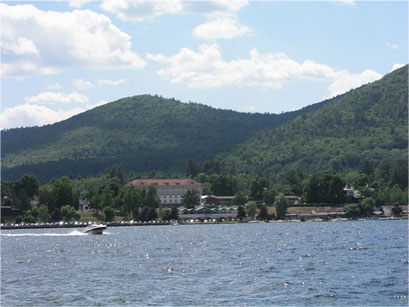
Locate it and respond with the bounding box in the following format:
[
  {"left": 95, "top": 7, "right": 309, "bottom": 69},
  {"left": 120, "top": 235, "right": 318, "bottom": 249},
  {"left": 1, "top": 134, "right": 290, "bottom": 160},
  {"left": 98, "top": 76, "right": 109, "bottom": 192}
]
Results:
[{"left": 128, "top": 179, "right": 201, "bottom": 187}]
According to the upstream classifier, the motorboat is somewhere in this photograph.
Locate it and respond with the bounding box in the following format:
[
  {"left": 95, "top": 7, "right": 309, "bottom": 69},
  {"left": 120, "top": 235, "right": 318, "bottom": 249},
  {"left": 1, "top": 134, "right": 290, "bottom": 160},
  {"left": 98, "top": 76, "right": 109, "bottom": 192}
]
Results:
[{"left": 83, "top": 223, "right": 107, "bottom": 235}]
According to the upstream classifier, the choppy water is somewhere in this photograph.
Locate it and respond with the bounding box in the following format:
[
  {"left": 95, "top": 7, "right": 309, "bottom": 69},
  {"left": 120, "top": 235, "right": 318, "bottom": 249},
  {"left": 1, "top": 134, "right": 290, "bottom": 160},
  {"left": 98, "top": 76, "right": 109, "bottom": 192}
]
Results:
[{"left": 1, "top": 220, "right": 408, "bottom": 306}]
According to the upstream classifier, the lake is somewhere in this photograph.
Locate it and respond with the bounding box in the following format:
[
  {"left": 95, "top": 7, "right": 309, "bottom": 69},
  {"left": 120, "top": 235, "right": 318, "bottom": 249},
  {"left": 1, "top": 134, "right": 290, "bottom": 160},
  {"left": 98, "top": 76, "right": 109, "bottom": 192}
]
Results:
[{"left": 1, "top": 220, "right": 408, "bottom": 306}]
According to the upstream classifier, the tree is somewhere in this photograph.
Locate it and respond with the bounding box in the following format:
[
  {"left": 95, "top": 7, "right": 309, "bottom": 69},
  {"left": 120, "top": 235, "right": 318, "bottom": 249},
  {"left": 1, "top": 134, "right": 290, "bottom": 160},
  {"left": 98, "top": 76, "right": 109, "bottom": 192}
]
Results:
[
  {"left": 16, "top": 174, "right": 39, "bottom": 198},
  {"left": 49, "top": 177, "right": 75, "bottom": 211},
  {"left": 108, "top": 164, "right": 125, "bottom": 184},
  {"left": 392, "top": 203, "right": 403, "bottom": 216},
  {"left": 344, "top": 204, "right": 360, "bottom": 219},
  {"left": 245, "top": 201, "right": 257, "bottom": 219},
  {"left": 37, "top": 204, "right": 51, "bottom": 223},
  {"left": 169, "top": 207, "right": 178, "bottom": 220},
  {"left": 263, "top": 189, "right": 276, "bottom": 205},
  {"left": 391, "top": 159, "right": 408, "bottom": 189},
  {"left": 182, "top": 189, "right": 200, "bottom": 209},
  {"left": 274, "top": 193, "right": 288, "bottom": 220},
  {"left": 303, "top": 170, "right": 345, "bottom": 204},
  {"left": 233, "top": 192, "right": 247, "bottom": 207},
  {"left": 257, "top": 204, "right": 269, "bottom": 221},
  {"left": 250, "top": 176, "right": 269, "bottom": 200},
  {"left": 186, "top": 159, "right": 201, "bottom": 178},
  {"left": 103, "top": 206, "right": 115, "bottom": 222},
  {"left": 144, "top": 185, "right": 160, "bottom": 208},
  {"left": 60, "top": 205, "right": 80, "bottom": 222},
  {"left": 15, "top": 189, "right": 31, "bottom": 211},
  {"left": 121, "top": 186, "right": 142, "bottom": 219},
  {"left": 211, "top": 175, "right": 234, "bottom": 196},
  {"left": 100, "top": 185, "right": 114, "bottom": 209},
  {"left": 360, "top": 197, "right": 375, "bottom": 217},
  {"left": 236, "top": 205, "right": 246, "bottom": 221}
]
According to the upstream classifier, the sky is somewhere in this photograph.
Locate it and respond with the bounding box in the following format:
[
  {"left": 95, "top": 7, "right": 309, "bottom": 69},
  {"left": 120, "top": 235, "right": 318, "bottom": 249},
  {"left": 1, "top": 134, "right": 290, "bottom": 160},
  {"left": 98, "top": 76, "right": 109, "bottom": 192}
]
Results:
[{"left": 1, "top": 0, "right": 407, "bottom": 129}]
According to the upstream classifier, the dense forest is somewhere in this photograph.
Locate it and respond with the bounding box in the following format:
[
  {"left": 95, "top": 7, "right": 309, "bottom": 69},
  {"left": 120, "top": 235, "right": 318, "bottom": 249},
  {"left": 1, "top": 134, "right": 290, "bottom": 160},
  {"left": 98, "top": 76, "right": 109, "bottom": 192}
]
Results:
[
  {"left": 221, "top": 65, "right": 408, "bottom": 183},
  {"left": 2, "top": 95, "right": 325, "bottom": 183},
  {"left": 1, "top": 66, "right": 408, "bottom": 190}
]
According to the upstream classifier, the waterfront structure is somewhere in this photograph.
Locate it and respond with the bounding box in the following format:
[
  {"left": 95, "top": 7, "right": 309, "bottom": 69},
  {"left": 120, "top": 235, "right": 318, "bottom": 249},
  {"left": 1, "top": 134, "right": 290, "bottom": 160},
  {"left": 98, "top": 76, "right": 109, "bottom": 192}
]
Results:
[
  {"left": 201, "top": 195, "right": 234, "bottom": 206},
  {"left": 128, "top": 179, "right": 202, "bottom": 207}
]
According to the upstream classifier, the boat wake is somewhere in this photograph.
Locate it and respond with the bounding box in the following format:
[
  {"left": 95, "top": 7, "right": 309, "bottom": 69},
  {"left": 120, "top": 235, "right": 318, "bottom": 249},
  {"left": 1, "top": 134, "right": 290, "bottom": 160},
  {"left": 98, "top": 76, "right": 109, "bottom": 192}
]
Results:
[{"left": 1, "top": 230, "right": 87, "bottom": 237}]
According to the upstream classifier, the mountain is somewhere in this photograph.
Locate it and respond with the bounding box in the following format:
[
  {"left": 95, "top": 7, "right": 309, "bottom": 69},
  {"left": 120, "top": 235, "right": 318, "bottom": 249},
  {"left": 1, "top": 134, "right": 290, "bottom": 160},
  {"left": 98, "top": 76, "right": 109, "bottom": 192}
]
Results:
[
  {"left": 2, "top": 95, "right": 320, "bottom": 183},
  {"left": 220, "top": 65, "right": 408, "bottom": 180},
  {"left": 2, "top": 66, "right": 407, "bottom": 184}
]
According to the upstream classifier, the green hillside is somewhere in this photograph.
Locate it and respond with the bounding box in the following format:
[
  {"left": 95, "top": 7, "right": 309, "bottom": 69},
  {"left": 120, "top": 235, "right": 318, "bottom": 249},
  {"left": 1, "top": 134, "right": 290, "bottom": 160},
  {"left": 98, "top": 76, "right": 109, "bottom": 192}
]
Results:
[
  {"left": 221, "top": 65, "right": 408, "bottom": 181},
  {"left": 2, "top": 95, "right": 314, "bottom": 183}
]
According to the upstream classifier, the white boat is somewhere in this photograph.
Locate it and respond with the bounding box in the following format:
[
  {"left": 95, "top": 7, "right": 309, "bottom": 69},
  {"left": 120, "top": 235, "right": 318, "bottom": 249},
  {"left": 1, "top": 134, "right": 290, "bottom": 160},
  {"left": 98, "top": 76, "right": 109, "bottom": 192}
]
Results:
[{"left": 83, "top": 223, "right": 107, "bottom": 235}]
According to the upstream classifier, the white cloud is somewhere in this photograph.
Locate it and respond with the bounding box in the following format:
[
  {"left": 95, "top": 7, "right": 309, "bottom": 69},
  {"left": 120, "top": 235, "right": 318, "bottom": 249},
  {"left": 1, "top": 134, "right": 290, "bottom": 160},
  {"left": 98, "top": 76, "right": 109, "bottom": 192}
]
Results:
[
  {"left": 72, "top": 79, "right": 94, "bottom": 90},
  {"left": 69, "top": 0, "right": 92, "bottom": 8},
  {"left": 0, "top": 103, "right": 83, "bottom": 129},
  {"left": 98, "top": 79, "right": 127, "bottom": 86},
  {"left": 100, "top": 0, "right": 248, "bottom": 22},
  {"left": 148, "top": 44, "right": 383, "bottom": 97},
  {"left": 71, "top": 78, "right": 127, "bottom": 89},
  {"left": 391, "top": 63, "right": 405, "bottom": 72},
  {"left": 0, "top": 3, "right": 146, "bottom": 78},
  {"left": 334, "top": 0, "right": 356, "bottom": 6},
  {"left": 25, "top": 92, "right": 89, "bottom": 105},
  {"left": 327, "top": 69, "right": 382, "bottom": 97},
  {"left": 1, "top": 99, "right": 109, "bottom": 129},
  {"left": 1, "top": 37, "right": 39, "bottom": 55},
  {"left": 386, "top": 42, "right": 399, "bottom": 49},
  {"left": 193, "top": 18, "right": 251, "bottom": 40}
]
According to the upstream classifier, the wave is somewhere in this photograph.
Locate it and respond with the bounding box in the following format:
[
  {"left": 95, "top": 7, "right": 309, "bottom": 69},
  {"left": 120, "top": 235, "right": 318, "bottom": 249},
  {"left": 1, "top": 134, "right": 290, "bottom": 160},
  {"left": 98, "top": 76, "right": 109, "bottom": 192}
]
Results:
[{"left": 1, "top": 230, "right": 87, "bottom": 237}]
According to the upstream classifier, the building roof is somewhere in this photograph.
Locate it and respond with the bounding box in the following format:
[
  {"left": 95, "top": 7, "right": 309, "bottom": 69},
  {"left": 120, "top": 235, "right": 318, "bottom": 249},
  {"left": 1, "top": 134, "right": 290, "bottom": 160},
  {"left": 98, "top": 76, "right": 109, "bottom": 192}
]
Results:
[{"left": 128, "top": 179, "right": 201, "bottom": 187}]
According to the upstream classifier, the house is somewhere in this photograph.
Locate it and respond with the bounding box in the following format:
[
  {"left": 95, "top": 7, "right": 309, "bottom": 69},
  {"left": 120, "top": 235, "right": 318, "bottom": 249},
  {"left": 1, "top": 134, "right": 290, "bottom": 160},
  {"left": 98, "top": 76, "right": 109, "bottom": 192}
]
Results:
[
  {"left": 79, "top": 199, "right": 90, "bottom": 211},
  {"left": 285, "top": 196, "right": 301, "bottom": 205},
  {"left": 286, "top": 207, "right": 345, "bottom": 220},
  {"left": 201, "top": 195, "right": 234, "bottom": 206},
  {"left": 344, "top": 185, "right": 362, "bottom": 200},
  {"left": 128, "top": 179, "right": 202, "bottom": 207}
]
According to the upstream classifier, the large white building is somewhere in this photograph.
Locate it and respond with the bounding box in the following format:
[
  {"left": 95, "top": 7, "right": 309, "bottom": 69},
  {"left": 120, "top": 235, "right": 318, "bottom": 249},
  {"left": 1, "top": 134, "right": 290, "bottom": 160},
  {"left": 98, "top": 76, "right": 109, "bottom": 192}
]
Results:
[{"left": 128, "top": 179, "right": 202, "bottom": 207}]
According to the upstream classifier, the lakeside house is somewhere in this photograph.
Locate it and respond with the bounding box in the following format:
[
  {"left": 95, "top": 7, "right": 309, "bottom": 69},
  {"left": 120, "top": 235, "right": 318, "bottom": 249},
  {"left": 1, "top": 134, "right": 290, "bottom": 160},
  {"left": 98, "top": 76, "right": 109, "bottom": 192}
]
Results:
[
  {"left": 127, "top": 179, "right": 202, "bottom": 208},
  {"left": 201, "top": 195, "right": 234, "bottom": 206}
]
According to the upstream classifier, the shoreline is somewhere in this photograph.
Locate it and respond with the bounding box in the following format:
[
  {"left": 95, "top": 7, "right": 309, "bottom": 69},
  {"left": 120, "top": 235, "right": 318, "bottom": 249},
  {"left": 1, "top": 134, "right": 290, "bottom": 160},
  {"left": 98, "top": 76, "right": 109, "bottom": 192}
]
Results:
[{"left": 1, "top": 216, "right": 405, "bottom": 230}]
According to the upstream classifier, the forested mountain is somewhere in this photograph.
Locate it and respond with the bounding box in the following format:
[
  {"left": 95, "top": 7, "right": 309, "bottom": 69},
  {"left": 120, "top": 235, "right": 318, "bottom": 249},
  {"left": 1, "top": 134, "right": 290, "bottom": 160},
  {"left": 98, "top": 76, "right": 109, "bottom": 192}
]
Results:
[
  {"left": 2, "top": 66, "right": 407, "bottom": 185},
  {"left": 2, "top": 95, "right": 319, "bottom": 183},
  {"left": 221, "top": 65, "right": 408, "bottom": 182}
]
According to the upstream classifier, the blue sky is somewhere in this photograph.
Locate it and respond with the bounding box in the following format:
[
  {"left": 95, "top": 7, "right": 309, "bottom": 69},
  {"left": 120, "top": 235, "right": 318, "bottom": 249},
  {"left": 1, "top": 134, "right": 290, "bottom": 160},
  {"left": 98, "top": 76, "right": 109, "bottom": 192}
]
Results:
[{"left": 1, "top": 0, "right": 407, "bottom": 129}]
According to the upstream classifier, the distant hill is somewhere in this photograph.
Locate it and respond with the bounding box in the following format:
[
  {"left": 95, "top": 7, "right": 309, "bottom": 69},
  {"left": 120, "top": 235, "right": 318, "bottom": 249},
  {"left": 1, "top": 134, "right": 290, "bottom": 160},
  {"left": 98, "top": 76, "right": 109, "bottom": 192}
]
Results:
[
  {"left": 2, "top": 66, "right": 407, "bottom": 184},
  {"left": 2, "top": 95, "right": 319, "bottom": 183},
  {"left": 220, "top": 65, "right": 408, "bottom": 179}
]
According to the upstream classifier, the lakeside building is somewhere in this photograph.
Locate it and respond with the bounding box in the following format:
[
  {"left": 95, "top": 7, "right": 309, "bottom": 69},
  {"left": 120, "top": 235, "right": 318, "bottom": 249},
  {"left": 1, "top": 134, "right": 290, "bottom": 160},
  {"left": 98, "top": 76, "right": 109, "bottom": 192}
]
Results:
[
  {"left": 201, "top": 195, "right": 234, "bottom": 206},
  {"left": 128, "top": 179, "right": 202, "bottom": 207}
]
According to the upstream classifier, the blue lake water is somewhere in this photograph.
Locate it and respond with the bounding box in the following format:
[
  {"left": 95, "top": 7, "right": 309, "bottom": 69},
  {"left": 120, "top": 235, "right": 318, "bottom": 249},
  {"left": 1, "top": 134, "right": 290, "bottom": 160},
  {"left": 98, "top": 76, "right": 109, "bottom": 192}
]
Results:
[{"left": 1, "top": 220, "right": 408, "bottom": 306}]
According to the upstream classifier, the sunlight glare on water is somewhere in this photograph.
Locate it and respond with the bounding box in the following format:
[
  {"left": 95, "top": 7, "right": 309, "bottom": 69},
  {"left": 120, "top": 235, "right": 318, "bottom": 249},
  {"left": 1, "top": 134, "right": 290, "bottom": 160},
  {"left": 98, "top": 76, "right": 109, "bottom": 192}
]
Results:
[{"left": 1, "top": 220, "right": 408, "bottom": 306}]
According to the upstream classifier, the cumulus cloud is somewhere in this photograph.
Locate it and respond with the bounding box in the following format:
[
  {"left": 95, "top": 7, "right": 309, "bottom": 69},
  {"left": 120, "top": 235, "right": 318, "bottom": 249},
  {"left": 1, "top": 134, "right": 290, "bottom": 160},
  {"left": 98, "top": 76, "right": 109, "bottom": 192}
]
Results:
[
  {"left": 69, "top": 0, "right": 92, "bottom": 8},
  {"left": 0, "top": 3, "right": 145, "bottom": 78},
  {"left": 98, "top": 78, "right": 127, "bottom": 86},
  {"left": 327, "top": 69, "right": 382, "bottom": 97},
  {"left": 72, "top": 79, "right": 94, "bottom": 90},
  {"left": 1, "top": 103, "right": 84, "bottom": 129},
  {"left": 100, "top": 0, "right": 248, "bottom": 22},
  {"left": 1, "top": 99, "right": 109, "bottom": 129},
  {"left": 71, "top": 78, "right": 127, "bottom": 89},
  {"left": 391, "top": 63, "right": 405, "bottom": 72},
  {"left": 25, "top": 92, "right": 89, "bottom": 105},
  {"left": 193, "top": 18, "right": 251, "bottom": 40},
  {"left": 148, "top": 44, "right": 383, "bottom": 97}
]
